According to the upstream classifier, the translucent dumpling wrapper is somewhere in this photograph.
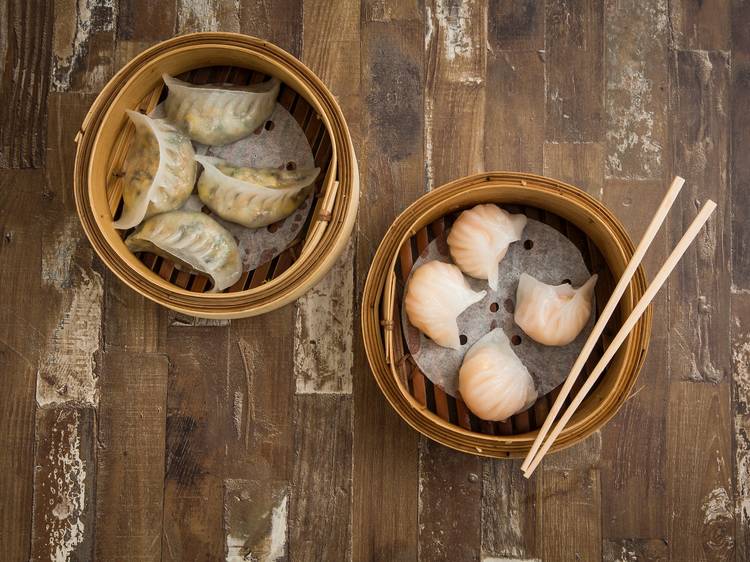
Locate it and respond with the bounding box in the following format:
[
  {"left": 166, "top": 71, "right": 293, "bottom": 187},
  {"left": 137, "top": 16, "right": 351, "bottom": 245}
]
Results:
[
  {"left": 514, "top": 272, "right": 598, "bottom": 346},
  {"left": 125, "top": 211, "right": 242, "bottom": 292},
  {"left": 404, "top": 261, "right": 486, "bottom": 350},
  {"left": 447, "top": 204, "right": 527, "bottom": 291},
  {"left": 163, "top": 74, "right": 281, "bottom": 145},
  {"left": 113, "top": 110, "right": 196, "bottom": 230},
  {"left": 196, "top": 155, "right": 320, "bottom": 228},
  {"left": 458, "top": 328, "right": 538, "bottom": 421}
]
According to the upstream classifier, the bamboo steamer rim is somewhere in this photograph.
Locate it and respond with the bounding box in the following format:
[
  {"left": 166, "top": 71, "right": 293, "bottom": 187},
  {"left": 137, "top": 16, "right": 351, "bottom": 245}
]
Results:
[
  {"left": 361, "top": 172, "right": 652, "bottom": 458},
  {"left": 74, "top": 32, "right": 359, "bottom": 318}
]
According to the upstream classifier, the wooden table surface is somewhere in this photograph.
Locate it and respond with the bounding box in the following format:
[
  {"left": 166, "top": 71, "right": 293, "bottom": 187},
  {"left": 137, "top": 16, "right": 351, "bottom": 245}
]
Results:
[{"left": 0, "top": 0, "right": 746, "bottom": 560}]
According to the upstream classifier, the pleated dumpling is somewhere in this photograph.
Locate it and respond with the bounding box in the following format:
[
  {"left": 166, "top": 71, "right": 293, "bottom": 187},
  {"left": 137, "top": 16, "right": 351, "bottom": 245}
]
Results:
[
  {"left": 163, "top": 74, "right": 281, "bottom": 145},
  {"left": 458, "top": 328, "right": 537, "bottom": 421},
  {"left": 514, "top": 273, "right": 598, "bottom": 346},
  {"left": 125, "top": 211, "right": 242, "bottom": 292},
  {"left": 113, "top": 110, "right": 196, "bottom": 230},
  {"left": 447, "top": 204, "right": 527, "bottom": 290},
  {"left": 196, "top": 155, "right": 320, "bottom": 228},
  {"left": 404, "top": 261, "right": 486, "bottom": 350}
]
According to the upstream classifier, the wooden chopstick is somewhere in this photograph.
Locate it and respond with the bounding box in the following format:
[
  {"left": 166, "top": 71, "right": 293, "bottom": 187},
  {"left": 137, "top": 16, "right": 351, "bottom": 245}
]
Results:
[
  {"left": 520, "top": 176, "right": 686, "bottom": 472},
  {"left": 522, "top": 199, "right": 717, "bottom": 477}
]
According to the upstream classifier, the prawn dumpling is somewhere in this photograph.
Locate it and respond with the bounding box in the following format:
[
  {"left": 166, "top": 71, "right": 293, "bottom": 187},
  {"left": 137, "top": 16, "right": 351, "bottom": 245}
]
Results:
[
  {"left": 459, "top": 328, "right": 537, "bottom": 421},
  {"left": 196, "top": 155, "right": 319, "bottom": 228},
  {"left": 404, "top": 261, "right": 486, "bottom": 350},
  {"left": 113, "top": 110, "right": 196, "bottom": 230},
  {"left": 514, "top": 273, "right": 598, "bottom": 346},
  {"left": 447, "top": 204, "right": 527, "bottom": 290},
  {"left": 163, "top": 74, "right": 281, "bottom": 145},
  {"left": 125, "top": 211, "right": 242, "bottom": 292}
]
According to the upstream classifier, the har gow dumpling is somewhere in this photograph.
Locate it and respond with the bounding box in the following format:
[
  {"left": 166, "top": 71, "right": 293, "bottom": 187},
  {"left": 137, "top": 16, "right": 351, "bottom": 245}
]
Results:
[
  {"left": 458, "top": 328, "right": 537, "bottom": 421},
  {"left": 447, "top": 204, "right": 527, "bottom": 290},
  {"left": 113, "top": 110, "right": 196, "bottom": 230},
  {"left": 404, "top": 261, "right": 486, "bottom": 350},
  {"left": 163, "top": 74, "right": 281, "bottom": 145},
  {"left": 125, "top": 211, "right": 242, "bottom": 292},
  {"left": 514, "top": 273, "right": 598, "bottom": 346},
  {"left": 196, "top": 155, "right": 319, "bottom": 228}
]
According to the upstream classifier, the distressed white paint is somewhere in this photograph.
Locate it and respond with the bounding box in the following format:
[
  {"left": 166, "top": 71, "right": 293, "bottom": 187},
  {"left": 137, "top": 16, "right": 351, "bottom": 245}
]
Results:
[
  {"left": 701, "top": 487, "right": 733, "bottom": 525},
  {"left": 734, "top": 313, "right": 750, "bottom": 532},
  {"left": 604, "top": 0, "right": 667, "bottom": 180},
  {"left": 432, "top": 0, "right": 477, "bottom": 62},
  {"left": 294, "top": 241, "right": 353, "bottom": 394},
  {"left": 482, "top": 558, "right": 541, "bottom": 562},
  {"left": 177, "top": 0, "right": 240, "bottom": 33},
  {"left": 39, "top": 410, "right": 88, "bottom": 561},
  {"left": 425, "top": 0, "right": 484, "bottom": 84},
  {"left": 266, "top": 494, "right": 288, "bottom": 561},
  {"left": 42, "top": 216, "right": 78, "bottom": 289},
  {"left": 37, "top": 270, "right": 102, "bottom": 407},
  {"left": 225, "top": 480, "right": 287, "bottom": 562},
  {"left": 51, "top": 0, "right": 115, "bottom": 92}
]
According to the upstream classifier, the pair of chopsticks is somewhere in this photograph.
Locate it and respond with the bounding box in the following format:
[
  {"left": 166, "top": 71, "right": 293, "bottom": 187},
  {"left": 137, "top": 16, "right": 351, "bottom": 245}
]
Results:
[{"left": 521, "top": 176, "right": 716, "bottom": 478}]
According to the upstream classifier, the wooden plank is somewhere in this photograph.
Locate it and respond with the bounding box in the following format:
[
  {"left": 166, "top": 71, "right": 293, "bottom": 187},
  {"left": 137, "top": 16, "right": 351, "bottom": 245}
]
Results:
[
  {"left": 224, "top": 311, "right": 295, "bottom": 559},
  {"left": 488, "top": 0, "right": 544, "bottom": 51},
  {"left": 669, "top": 0, "right": 731, "bottom": 51},
  {"left": 51, "top": 0, "right": 116, "bottom": 93},
  {"left": 543, "top": 142, "right": 605, "bottom": 200},
  {"left": 421, "top": 2, "right": 484, "bottom": 559},
  {"left": 599, "top": 180, "right": 669, "bottom": 539},
  {"left": 0, "top": 171, "right": 45, "bottom": 560},
  {"left": 38, "top": 94, "right": 102, "bottom": 409},
  {"left": 117, "top": 0, "right": 177, "bottom": 41},
  {"left": 545, "top": 0, "right": 604, "bottom": 143},
  {"left": 176, "top": 0, "right": 240, "bottom": 33},
  {"left": 31, "top": 407, "right": 96, "bottom": 561},
  {"left": 668, "top": 50, "right": 730, "bottom": 383},
  {"left": 482, "top": 459, "right": 537, "bottom": 559},
  {"left": 732, "top": 295, "right": 750, "bottom": 560},
  {"left": 666, "top": 381, "right": 734, "bottom": 561},
  {"left": 290, "top": 395, "right": 353, "bottom": 560},
  {"left": 0, "top": 0, "right": 53, "bottom": 168},
  {"left": 162, "top": 326, "right": 228, "bottom": 560},
  {"left": 95, "top": 351, "right": 167, "bottom": 559},
  {"left": 604, "top": 0, "right": 668, "bottom": 180},
  {"left": 239, "top": 0, "right": 302, "bottom": 56},
  {"left": 424, "top": 0, "right": 486, "bottom": 189},
  {"left": 353, "top": 10, "right": 422, "bottom": 561}
]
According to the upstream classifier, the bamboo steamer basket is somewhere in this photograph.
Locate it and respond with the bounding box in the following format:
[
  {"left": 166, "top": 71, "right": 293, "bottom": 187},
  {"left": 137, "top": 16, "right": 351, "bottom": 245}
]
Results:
[
  {"left": 74, "top": 33, "right": 358, "bottom": 319},
  {"left": 361, "top": 172, "right": 652, "bottom": 458}
]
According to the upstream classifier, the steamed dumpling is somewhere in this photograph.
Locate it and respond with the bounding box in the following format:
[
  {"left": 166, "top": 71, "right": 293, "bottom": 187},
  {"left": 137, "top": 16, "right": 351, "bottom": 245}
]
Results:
[
  {"left": 196, "top": 155, "right": 319, "bottom": 228},
  {"left": 447, "top": 204, "right": 527, "bottom": 291},
  {"left": 163, "top": 74, "right": 281, "bottom": 145},
  {"left": 514, "top": 273, "right": 598, "bottom": 346},
  {"left": 404, "top": 261, "right": 486, "bottom": 350},
  {"left": 113, "top": 110, "right": 196, "bottom": 230},
  {"left": 458, "top": 328, "right": 537, "bottom": 421},
  {"left": 125, "top": 211, "right": 242, "bottom": 292}
]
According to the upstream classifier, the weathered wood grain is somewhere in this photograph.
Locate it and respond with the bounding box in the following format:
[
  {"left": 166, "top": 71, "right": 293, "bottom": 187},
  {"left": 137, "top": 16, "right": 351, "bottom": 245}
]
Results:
[
  {"left": 95, "top": 351, "right": 168, "bottom": 560},
  {"left": 117, "top": 0, "right": 177, "bottom": 40},
  {"left": 543, "top": 142, "right": 605, "bottom": 199},
  {"left": 31, "top": 407, "right": 96, "bottom": 561},
  {"left": 545, "top": 0, "right": 604, "bottom": 143},
  {"left": 732, "top": 296, "right": 750, "bottom": 560},
  {"left": 604, "top": 0, "right": 668, "bottom": 180},
  {"left": 670, "top": 0, "right": 731, "bottom": 51},
  {"left": 0, "top": 0, "right": 53, "bottom": 168},
  {"left": 424, "top": 0, "right": 486, "bottom": 189},
  {"left": 353, "top": 9, "right": 422, "bottom": 560},
  {"left": 600, "top": 180, "right": 669, "bottom": 539},
  {"left": 51, "top": 0, "right": 116, "bottom": 93},
  {"left": 488, "top": 0, "right": 544, "bottom": 51},
  {"left": 0, "top": 170, "right": 44, "bottom": 561},
  {"left": 177, "top": 0, "right": 239, "bottom": 33},
  {"left": 602, "top": 538, "right": 668, "bottom": 562},
  {"left": 239, "top": 0, "right": 302, "bottom": 56},
  {"left": 668, "top": 50, "right": 730, "bottom": 384},
  {"left": 38, "top": 94, "right": 102, "bottom": 409},
  {"left": 666, "top": 382, "right": 735, "bottom": 561},
  {"left": 162, "top": 326, "right": 228, "bottom": 560},
  {"left": 290, "top": 395, "right": 353, "bottom": 560}
]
